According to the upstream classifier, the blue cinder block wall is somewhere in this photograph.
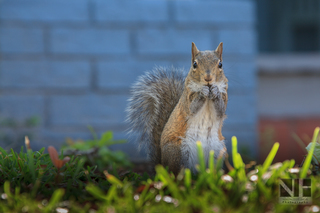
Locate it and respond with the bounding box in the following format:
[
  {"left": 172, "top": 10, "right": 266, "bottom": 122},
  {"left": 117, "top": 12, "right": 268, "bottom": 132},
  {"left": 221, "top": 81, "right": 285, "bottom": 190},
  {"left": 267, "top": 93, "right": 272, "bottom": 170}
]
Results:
[{"left": 0, "top": 0, "right": 257, "bottom": 160}]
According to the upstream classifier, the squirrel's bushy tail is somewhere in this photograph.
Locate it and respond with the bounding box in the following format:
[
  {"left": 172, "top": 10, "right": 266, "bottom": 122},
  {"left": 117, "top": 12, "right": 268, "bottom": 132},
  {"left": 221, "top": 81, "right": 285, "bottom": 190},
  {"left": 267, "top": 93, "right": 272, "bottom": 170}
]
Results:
[{"left": 126, "top": 67, "right": 185, "bottom": 166}]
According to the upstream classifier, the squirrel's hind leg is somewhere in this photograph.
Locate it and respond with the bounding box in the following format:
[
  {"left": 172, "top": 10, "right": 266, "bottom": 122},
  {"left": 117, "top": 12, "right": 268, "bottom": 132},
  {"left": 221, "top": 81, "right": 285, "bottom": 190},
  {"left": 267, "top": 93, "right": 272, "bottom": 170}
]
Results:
[{"left": 161, "top": 143, "right": 183, "bottom": 176}]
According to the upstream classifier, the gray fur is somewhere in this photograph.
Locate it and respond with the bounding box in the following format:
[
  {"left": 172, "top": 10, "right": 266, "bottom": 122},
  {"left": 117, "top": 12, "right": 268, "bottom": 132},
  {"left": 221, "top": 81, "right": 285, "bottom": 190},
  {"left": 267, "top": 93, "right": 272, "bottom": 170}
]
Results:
[
  {"left": 126, "top": 66, "right": 186, "bottom": 166},
  {"left": 214, "top": 97, "right": 226, "bottom": 118},
  {"left": 189, "top": 92, "right": 206, "bottom": 115},
  {"left": 209, "top": 86, "right": 226, "bottom": 118}
]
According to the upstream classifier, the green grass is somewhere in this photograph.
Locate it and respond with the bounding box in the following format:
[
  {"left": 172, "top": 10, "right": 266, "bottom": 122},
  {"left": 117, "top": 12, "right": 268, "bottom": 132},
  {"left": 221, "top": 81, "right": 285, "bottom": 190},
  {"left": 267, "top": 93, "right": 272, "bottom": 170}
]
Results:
[{"left": 0, "top": 128, "right": 320, "bottom": 213}]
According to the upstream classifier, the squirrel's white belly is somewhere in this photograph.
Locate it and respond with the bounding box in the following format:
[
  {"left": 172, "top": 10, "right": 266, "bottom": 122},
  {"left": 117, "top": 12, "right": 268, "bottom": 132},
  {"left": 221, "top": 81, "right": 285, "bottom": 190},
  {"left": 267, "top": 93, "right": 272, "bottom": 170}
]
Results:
[{"left": 181, "top": 100, "right": 225, "bottom": 172}]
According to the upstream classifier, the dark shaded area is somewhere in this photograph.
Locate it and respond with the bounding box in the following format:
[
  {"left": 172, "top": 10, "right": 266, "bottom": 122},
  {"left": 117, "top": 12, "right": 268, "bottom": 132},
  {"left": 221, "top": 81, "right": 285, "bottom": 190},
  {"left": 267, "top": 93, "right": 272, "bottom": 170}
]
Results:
[{"left": 257, "top": 0, "right": 320, "bottom": 52}]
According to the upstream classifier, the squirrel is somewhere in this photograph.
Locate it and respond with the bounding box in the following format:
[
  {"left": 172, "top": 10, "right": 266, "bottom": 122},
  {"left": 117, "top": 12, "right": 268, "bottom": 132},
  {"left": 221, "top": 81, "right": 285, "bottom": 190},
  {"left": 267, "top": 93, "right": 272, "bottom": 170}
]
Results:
[{"left": 127, "top": 42, "right": 228, "bottom": 175}]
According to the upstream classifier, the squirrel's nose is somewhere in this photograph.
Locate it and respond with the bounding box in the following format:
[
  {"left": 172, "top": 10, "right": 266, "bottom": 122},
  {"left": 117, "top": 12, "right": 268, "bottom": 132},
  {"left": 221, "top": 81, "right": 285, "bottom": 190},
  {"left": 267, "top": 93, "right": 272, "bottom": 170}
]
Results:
[
  {"left": 204, "top": 75, "right": 212, "bottom": 82},
  {"left": 205, "top": 70, "right": 212, "bottom": 82}
]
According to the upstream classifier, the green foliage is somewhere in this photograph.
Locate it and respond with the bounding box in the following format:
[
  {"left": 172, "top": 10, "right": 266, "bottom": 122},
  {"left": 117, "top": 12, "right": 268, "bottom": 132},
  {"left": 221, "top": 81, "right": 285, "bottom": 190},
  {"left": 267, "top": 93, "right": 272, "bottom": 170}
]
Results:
[
  {"left": 0, "top": 128, "right": 320, "bottom": 212},
  {"left": 0, "top": 144, "right": 109, "bottom": 204},
  {"left": 306, "top": 142, "right": 320, "bottom": 164},
  {"left": 231, "top": 136, "right": 246, "bottom": 181},
  {"left": 260, "top": 142, "right": 279, "bottom": 175},
  {"left": 61, "top": 129, "right": 132, "bottom": 172},
  {"left": 304, "top": 127, "right": 320, "bottom": 176}
]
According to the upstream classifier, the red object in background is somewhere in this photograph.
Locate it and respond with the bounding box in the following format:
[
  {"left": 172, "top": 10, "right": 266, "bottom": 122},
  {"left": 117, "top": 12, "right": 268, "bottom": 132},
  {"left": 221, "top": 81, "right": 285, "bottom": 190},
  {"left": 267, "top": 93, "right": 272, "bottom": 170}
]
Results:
[{"left": 259, "top": 118, "right": 320, "bottom": 165}]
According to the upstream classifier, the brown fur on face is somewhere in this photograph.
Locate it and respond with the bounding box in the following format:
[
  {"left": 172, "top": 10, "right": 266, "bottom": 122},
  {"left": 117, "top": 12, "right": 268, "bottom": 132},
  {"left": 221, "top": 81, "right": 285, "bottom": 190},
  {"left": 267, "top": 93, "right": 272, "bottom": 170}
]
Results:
[{"left": 189, "top": 43, "right": 226, "bottom": 87}]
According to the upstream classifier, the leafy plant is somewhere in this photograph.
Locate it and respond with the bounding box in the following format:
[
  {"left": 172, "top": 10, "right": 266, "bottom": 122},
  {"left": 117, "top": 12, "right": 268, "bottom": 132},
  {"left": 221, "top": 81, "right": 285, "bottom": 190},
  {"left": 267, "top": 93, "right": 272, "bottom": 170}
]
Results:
[
  {"left": 0, "top": 128, "right": 320, "bottom": 212},
  {"left": 0, "top": 139, "right": 108, "bottom": 203},
  {"left": 61, "top": 129, "right": 132, "bottom": 172},
  {"left": 304, "top": 127, "right": 320, "bottom": 175}
]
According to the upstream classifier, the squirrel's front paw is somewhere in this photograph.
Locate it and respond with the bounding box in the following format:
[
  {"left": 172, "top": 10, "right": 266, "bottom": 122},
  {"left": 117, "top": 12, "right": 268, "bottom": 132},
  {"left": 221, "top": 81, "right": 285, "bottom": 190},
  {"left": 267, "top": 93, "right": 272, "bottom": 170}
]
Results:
[
  {"left": 209, "top": 86, "right": 220, "bottom": 99},
  {"left": 201, "top": 86, "right": 210, "bottom": 97}
]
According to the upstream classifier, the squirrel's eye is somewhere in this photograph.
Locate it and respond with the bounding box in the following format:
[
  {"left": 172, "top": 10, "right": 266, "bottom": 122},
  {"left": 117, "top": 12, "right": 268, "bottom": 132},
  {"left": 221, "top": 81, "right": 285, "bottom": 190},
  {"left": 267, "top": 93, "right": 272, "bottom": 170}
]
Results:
[
  {"left": 193, "top": 61, "right": 197, "bottom": 69},
  {"left": 218, "top": 62, "right": 222, "bottom": 68}
]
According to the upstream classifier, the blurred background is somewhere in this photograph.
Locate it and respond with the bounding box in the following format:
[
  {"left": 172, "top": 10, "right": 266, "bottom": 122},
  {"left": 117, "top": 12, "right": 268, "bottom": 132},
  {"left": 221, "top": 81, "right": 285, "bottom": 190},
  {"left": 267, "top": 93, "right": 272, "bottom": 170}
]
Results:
[{"left": 0, "top": 0, "right": 319, "bottom": 164}]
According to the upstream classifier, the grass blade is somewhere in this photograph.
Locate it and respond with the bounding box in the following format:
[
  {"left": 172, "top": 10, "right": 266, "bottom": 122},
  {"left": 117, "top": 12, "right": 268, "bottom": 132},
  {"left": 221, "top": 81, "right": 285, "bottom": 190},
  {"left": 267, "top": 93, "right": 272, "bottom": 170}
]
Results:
[
  {"left": 27, "top": 149, "right": 36, "bottom": 182},
  {"left": 209, "top": 150, "right": 214, "bottom": 174},
  {"left": 104, "top": 171, "right": 123, "bottom": 187},
  {"left": 106, "top": 185, "right": 118, "bottom": 204},
  {"left": 4, "top": 181, "right": 11, "bottom": 197},
  {"left": 86, "top": 184, "right": 107, "bottom": 201},
  {"left": 300, "top": 127, "right": 319, "bottom": 178},
  {"left": 44, "top": 189, "right": 65, "bottom": 212},
  {"left": 184, "top": 168, "right": 191, "bottom": 191},
  {"left": 10, "top": 149, "right": 17, "bottom": 161},
  {"left": 257, "top": 180, "right": 271, "bottom": 199},
  {"left": 73, "top": 158, "right": 85, "bottom": 180},
  {"left": 260, "top": 142, "right": 279, "bottom": 175},
  {"left": 3, "top": 181, "right": 13, "bottom": 206},
  {"left": 236, "top": 153, "right": 246, "bottom": 181},
  {"left": 0, "top": 147, "right": 8, "bottom": 156},
  {"left": 196, "top": 141, "right": 206, "bottom": 173},
  {"left": 156, "top": 165, "right": 181, "bottom": 199},
  {"left": 312, "top": 127, "right": 320, "bottom": 143},
  {"left": 232, "top": 136, "right": 238, "bottom": 168},
  {"left": 300, "top": 141, "right": 316, "bottom": 178}
]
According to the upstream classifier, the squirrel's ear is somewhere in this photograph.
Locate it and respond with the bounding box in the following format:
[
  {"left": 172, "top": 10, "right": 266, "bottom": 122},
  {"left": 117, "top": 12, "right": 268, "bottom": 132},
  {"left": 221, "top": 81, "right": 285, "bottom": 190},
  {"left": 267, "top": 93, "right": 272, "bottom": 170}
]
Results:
[
  {"left": 215, "top": 42, "right": 223, "bottom": 61},
  {"left": 191, "top": 42, "right": 199, "bottom": 61}
]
